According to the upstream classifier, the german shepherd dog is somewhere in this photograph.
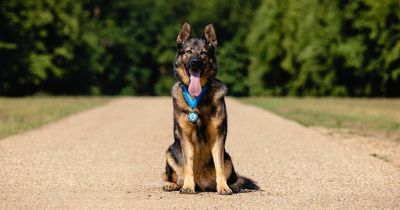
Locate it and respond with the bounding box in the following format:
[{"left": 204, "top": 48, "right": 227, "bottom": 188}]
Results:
[{"left": 162, "top": 22, "right": 259, "bottom": 195}]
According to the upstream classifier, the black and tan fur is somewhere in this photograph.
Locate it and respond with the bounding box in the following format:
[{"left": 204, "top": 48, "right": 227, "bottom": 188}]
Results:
[{"left": 162, "top": 22, "right": 259, "bottom": 195}]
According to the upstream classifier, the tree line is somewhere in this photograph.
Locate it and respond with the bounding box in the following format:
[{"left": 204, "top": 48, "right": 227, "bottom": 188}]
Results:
[{"left": 1, "top": 0, "right": 399, "bottom": 97}]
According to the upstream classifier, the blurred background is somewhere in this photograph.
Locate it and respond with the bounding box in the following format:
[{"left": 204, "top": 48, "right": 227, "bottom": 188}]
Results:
[{"left": 0, "top": 0, "right": 399, "bottom": 97}]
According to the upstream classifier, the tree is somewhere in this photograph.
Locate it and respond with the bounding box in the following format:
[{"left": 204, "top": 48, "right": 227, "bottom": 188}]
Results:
[
  {"left": 246, "top": 0, "right": 400, "bottom": 96},
  {"left": 0, "top": 0, "right": 82, "bottom": 95}
]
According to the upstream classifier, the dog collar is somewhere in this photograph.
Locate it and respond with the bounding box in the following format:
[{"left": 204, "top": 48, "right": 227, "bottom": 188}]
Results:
[
  {"left": 181, "top": 85, "right": 208, "bottom": 109},
  {"left": 181, "top": 84, "right": 208, "bottom": 123}
]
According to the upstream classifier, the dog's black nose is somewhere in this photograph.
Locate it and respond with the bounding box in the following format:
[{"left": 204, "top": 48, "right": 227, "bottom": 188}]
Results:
[{"left": 189, "top": 57, "right": 204, "bottom": 69}]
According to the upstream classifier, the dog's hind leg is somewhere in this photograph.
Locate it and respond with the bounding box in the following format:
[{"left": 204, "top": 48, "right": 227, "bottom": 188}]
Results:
[
  {"left": 163, "top": 163, "right": 180, "bottom": 191},
  {"left": 163, "top": 147, "right": 183, "bottom": 191}
]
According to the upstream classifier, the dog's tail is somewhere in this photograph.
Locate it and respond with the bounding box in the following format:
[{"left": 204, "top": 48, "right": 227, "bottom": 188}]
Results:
[{"left": 230, "top": 175, "right": 260, "bottom": 192}]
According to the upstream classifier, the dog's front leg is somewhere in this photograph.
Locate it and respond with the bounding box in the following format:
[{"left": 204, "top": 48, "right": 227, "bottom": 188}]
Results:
[
  {"left": 209, "top": 114, "right": 233, "bottom": 195},
  {"left": 180, "top": 133, "right": 196, "bottom": 194},
  {"left": 211, "top": 140, "right": 232, "bottom": 195}
]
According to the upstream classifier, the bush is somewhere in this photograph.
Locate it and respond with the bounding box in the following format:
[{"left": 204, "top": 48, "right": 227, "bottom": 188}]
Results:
[{"left": 246, "top": 0, "right": 400, "bottom": 96}]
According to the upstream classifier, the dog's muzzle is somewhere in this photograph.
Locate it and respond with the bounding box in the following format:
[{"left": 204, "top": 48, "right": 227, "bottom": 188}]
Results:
[{"left": 188, "top": 56, "right": 204, "bottom": 70}]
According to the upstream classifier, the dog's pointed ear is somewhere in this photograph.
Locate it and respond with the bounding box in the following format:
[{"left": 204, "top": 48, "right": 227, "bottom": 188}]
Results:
[
  {"left": 176, "top": 21, "right": 192, "bottom": 46},
  {"left": 202, "top": 23, "right": 217, "bottom": 48}
]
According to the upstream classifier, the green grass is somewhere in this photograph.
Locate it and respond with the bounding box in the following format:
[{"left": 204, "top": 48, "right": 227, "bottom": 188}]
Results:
[
  {"left": 0, "top": 97, "right": 110, "bottom": 139},
  {"left": 241, "top": 97, "right": 400, "bottom": 139}
]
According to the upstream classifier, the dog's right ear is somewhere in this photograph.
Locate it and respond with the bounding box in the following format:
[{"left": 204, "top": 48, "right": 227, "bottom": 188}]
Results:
[{"left": 176, "top": 21, "right": 192, "bottom": 47}]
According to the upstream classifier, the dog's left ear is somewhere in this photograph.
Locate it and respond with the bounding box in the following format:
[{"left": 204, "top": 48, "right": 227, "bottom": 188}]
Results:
[{"left": 202, "top": 23, "right": 217, "bottom": 48}]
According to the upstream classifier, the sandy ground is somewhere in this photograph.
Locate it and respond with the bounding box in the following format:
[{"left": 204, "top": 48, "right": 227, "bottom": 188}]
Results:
[{"left": 0, "top": 97, "right": 399, "bottom": 209}]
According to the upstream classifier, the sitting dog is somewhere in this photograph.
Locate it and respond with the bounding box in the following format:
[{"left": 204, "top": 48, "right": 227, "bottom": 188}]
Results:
[{"left": 163, "top": 21, "right": 259, "bottom": 195}]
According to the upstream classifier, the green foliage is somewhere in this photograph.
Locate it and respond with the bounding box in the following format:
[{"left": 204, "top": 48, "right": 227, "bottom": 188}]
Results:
[
  {"left": 0, "top": 0, "right": 82, "bottom": 95},
  {"left": 0, "top": 0, "right": 399, "bottom": 97},
  {"left": 218, "top": 39, "right": 250, "bottom": 96},
  {"left": 247, "top": 0, "right": 400, "bottom": 96}
]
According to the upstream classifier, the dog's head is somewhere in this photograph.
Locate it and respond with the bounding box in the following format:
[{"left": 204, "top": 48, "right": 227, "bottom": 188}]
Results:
[{"left": 174, "top": 21, "right": 217, "bottom": 97}]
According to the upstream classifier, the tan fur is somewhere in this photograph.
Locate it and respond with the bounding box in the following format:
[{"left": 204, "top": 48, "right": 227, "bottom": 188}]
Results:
[
  {"left": 181, "top": 136, "right": 196, "bottom": 194},
  {"left": 200, "top": 66, "right": 212, "bottom": 86},
  {"left": 208, "top": 116, "right": 232, "bottom": 194},
  {"left": 175, "top": 66, "right": 190, "bottom": 85}
]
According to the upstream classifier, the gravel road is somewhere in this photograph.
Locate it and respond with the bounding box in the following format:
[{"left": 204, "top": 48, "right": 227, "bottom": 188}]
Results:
[{"left": 1, "top": 97, "right": 399, "bottom": 209}]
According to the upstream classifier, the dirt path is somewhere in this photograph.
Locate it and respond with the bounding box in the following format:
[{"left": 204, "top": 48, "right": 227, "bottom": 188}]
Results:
[{"left": 1, "top": 97, "right": 399, "bottom": 209}]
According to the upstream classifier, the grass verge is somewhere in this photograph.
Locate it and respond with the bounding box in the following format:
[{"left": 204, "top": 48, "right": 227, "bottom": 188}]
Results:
[
  {"left": 241, "top": 97, "right": 400, "bottom": 141},
  {"left": 0, "top": 97, "right": 110, "bottom": 139}
]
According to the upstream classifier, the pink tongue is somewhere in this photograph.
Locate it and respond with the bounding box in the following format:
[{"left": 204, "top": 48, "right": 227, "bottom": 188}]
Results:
[{"left": 188, "top": 70, "right": 202, "bottom": 97}]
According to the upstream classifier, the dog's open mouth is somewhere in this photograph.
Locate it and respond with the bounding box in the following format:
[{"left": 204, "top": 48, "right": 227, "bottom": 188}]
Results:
[{"left": 188, "top": 68, "right": 202, "bottom": 97}]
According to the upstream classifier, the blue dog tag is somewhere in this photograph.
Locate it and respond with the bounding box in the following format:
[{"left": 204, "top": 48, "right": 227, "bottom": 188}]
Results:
[{"left": 187, "top": 112, "right": 198, "bottom": 123}]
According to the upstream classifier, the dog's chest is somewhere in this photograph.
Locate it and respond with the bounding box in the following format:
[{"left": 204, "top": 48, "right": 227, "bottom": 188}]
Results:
[{"left": 184, "top": 117, "right": 210, "bottom": 144}]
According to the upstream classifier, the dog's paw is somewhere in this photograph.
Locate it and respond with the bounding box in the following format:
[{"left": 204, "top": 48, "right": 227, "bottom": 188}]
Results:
[
  {"left": 163, "top": 182, "right": 180, "bottom": 191},
  {"left": 217, "top": 185, "right": 233, "bottom": 195},
  {"left": 179, "top": 185, "right": 196, "bottom": 194}
]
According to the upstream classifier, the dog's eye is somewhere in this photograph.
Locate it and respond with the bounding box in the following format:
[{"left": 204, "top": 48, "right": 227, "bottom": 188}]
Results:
[
  {"left": 200, "top": 51, "right": 207, "bottom": 55},
  {"left": 185, "top": 50, "right": 192, "bottom": 54}
]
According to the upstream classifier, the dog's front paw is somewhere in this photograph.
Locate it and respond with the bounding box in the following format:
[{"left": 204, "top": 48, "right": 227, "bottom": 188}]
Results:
[
  {"left": 179, "top": 185, "right": 196, "bottom": 194},
  {"left": 217, "top": 185, "right": 233, "bottom": 195}
]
